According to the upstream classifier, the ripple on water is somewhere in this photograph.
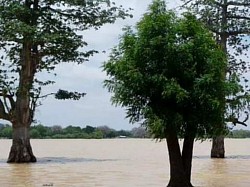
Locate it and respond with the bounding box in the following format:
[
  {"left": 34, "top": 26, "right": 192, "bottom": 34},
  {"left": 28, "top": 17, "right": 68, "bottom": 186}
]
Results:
[
  {"left": 0, "top": 157, "right": 121, "bottom": 165},
  {"left": 38, "top": 157, "right": 121, "bottom": 164},
  {"left": 193, "top": 155, "right": 250, "bottom": 159}
]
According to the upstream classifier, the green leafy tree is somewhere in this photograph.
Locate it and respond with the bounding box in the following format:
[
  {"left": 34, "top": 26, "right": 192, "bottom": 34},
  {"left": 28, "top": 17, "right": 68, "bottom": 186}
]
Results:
[
  {"left": 97, "top": 125, "right": 116, "bottom": 138},
  {"left": 83, "top": 125, "right": 96, "bottom": 134},
  {"left": 181, "top": 0, "right": 250, "bottom": 158},
  {"left": 103, "top": 0, "right": 232, "bottom": 186},
  {"left": 32, "top": 124, "right": 51, "bottom": 137},
  {"left": 63, "top": 125, "right": 82, "bottom": 134},
  {"left": 90, "top": 130, "right": 103, "bottom": 139},
  {"left": 0, "top": 0, "right": 131, "bottom": 163},
  {"left": 131, "top": 127, "right": 148, "bottom": 138},
  {"left": 50, "top": 125, "right": 62, "bottom": 134}
]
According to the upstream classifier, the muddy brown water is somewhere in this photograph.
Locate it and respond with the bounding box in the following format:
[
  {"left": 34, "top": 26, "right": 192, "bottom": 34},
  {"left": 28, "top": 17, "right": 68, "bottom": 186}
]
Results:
[{"left": 0, "top": 139, "right": 249, "bottom": 187}]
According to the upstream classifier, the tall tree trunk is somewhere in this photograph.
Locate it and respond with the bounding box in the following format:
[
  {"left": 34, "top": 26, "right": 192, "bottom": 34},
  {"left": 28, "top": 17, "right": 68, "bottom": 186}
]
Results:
[
  {"left": 7, "top": 126, "right": 36, "bottom": 163},
  {"left": 7, "top": 41, "right": 37, "bottom": 163},
  {"left": 7, "top": 91, "right": 37, "bottom": 163},
  {"left": 211, "top": 135, "right": 225, "bottom": 158},
  {"left": 182, "top": 136, "right": 195, "bottom": 182},
  {"left": 166, "top": 133, "right": 193, "bottom": 187}
]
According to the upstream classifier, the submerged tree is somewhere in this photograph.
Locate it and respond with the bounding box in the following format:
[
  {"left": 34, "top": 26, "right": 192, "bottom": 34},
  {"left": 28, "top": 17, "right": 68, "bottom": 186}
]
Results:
[
  {"left": 0, "top": 0, "right": 131, "bottom": 163},
  {"left": 181, "top": 0, "right": 250, "bottom": 158},
  {"left": 103, "top": 1, "right": 233, "bottom": 186}
]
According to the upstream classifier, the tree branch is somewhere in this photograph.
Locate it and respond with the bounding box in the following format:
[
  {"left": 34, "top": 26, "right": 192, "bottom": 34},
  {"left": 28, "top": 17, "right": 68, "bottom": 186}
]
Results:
[
  {"left": 226, "top": 112, "right": 249, "bottom": 127},
  {"left": 0, "top": 99, "right": 10, "bottom": 121},
  {"left": 226, "top": 94, "right": 250, "bottom": 104},
  {"left": 45, "top": 7, "right": 79, "bottom": 19},
  {"left": 227, "top": 1, "right": 250, "bottom": 6},
  {"left": 226, "top": 116, "right": 248, "bottom": 127},
  {"left": 234, "top": 116, "right": 248, "bottom": 126},
  {"left": 213, "top": 1, "right": 224, "bottom": 7},
  {"left": 228, "top": 30, "right": 250, "bottom": 35},
  {"left": 209, "top": 29, "right": 250, "bottom": 37},
  {"left": 180, "top": 0, "right": 194, "bottom": 8},
  {"left": 227, "top": 15, "right": 250, "bottom": 21},
  {"left": 37, "top": 92, "right": 56, "bottom": 99},
  {"left": 0, "top": 91, "right": 15, "bottom": 109},
  {"left": 233, "top": 119, "right": 248, "bottom": 126}
]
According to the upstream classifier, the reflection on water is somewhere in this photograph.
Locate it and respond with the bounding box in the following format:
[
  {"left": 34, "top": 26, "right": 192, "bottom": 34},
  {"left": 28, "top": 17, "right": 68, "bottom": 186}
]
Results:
[
  {"left": 0, "top": 139, "right": 249, "bottom": 187},
  {"left": 193, "top": 155, "right": 250, "bottom": 159}
]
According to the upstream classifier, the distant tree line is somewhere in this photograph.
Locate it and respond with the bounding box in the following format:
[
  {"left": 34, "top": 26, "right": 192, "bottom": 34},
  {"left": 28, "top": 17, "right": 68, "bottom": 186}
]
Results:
[
  {"left": 1, "top": 123, "right": 249, "bottom": 139},
  {"left": 0, "top": 123, "right": 150, "bottom": 139},
  {"left": 226, "top": 130, "right": 250, "bottom": 139}
]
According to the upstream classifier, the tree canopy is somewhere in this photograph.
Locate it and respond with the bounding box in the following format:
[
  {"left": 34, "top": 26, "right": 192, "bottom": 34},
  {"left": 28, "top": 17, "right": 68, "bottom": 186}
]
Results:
[
  {"left": 103, "top": 1, "right": 234, "bottom": 185},
  {"left": 0, "top": 0, "right": 132, "bottom": 123},
  {"left": 104, "top": 3, "right": 228, "bottom": 139},
  {"left": 181, "top": 0, "right": 250, "bottom": 126},
  {"left": 0, "top": 0, "right": 132, "bottom": 163}
]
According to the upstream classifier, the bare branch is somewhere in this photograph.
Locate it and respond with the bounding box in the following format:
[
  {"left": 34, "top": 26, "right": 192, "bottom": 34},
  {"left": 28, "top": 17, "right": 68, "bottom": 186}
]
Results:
[
  {"left": 226, "top": 116, "right": 248, "bottom": 126},
  {"left": 209, "top": 30, "right": 250, "bottom": 37},
  {"left": 228, "top": 30, "right": 250, "bottom": 35},
  {"left": 234, "top": 116, "right": 248, "bottom": 126},
  {"left": 45, "top": 7, "right": 79, "bottom": 19},
  {"left": 233, "top": 120, "right": 248, "bottom": 126},
  {"left": 226, "top": 94, "right": 250, "bottom": 103},
  {"left": 37, "top": 92, "right": 56, "bottom": 99},
  {"left": 0, "top": 91, "right": 15, "bottom": 109},
  {"left": 227, "top": 112, "right": 249, "bottom": 127},
  {"left": 0, "top": 99, "right": 10, "bottom": 121},
  {"left": 213, "top": 1, "right": 224, "bottom": 7},
  {"left": 179, "top": 0, "right": 194, "bottom": 8},
  {"left": 227, "top": 15, "right": 250, "bottom": 21},
  {"left": 227, "top": 1, "right": 250, "bottom": 6}
]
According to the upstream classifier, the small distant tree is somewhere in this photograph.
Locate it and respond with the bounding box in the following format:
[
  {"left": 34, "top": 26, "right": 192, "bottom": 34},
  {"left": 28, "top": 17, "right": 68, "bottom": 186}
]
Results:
[
  {"left": 0, "top": 0, "right": 131, "bottom": 163},
  {"left": 91, "top": 130, "right": 103, "bottom": 139},
  {"left": 63, "top": 125, "right": 82, "bottom": 134},
  {"left": 97, "top": 125, "right": 116, "bottom": 138},
  {"left": 51, "top": 125, "right": 63, "bottom": 134},
  {"left": 131, "top": 127, "right": 148, "bottom": 138},
  {"left": 103, "top": 1, "right": 234, "bottom": 186},
  {"left": 84, "top": 125, "right": 96, "bottom": 134}
]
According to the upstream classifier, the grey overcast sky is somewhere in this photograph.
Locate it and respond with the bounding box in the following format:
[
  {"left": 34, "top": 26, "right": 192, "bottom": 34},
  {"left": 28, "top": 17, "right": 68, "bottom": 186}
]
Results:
[{"left": 34, "top": 0, "right": 183, "bottom": 130}]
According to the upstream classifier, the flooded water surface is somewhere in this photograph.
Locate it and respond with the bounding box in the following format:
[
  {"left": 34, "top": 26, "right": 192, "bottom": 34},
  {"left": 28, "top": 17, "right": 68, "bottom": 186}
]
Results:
[{"left": 0, "top": 139, "right": 249, "bottom": 187}]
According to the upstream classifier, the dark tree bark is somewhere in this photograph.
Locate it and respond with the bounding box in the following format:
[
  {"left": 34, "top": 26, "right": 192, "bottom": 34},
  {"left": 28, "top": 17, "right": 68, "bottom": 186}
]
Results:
[
  {"left": 210, "top": 0, "right": 228, "bottom": 159},
  {"left": 182, "top": 136, "right": 195, "bottom": 182},
  {"left": 7, "top": 126, "right": 36, "bottom": 163},
  {"left": 211, "top": 135, "right": 225, "bottom": 158},
  {"left": 6, "top": 1, "right": 41, "bottom": 163},
  {"left": 166, "top": 133, "right": 194, "bottom": 187},
  {"left": 7, "top": 41, "right": 37, "bottom": 163}
]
